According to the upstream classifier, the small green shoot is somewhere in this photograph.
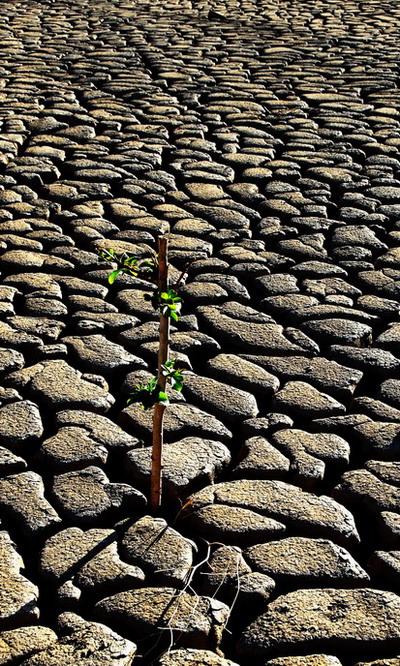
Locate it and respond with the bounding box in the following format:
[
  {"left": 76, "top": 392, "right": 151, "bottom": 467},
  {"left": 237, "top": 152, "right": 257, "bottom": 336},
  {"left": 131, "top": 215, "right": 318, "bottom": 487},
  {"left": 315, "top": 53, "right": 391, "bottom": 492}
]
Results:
[
  {"left": 159, "top": 289, "right": 182, "bottom": 322},
  {"left": 98, "top": 248, "right": 158, "bottom": 284},
  {"left": 127, "top": 359, "right": 184, "bottom": 410},
  {"left": 161, "top": 359, "right": 185, "bottom": 392}
]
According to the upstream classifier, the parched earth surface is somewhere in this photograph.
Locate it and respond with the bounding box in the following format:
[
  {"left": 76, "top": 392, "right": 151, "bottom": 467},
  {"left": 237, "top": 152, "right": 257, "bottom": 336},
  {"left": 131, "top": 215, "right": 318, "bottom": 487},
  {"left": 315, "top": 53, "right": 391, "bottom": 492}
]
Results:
[{"left": 1, "top": 0, "right": 400, "bottom": 664}]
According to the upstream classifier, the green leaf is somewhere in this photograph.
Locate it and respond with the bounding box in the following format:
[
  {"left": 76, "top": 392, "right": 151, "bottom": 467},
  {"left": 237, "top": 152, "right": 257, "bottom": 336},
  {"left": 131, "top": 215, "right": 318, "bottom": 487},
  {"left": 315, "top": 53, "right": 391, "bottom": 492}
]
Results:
[
  {"left": 108, "top": 269, "right": 121, "bottom": 284},
  {"left": 170, "top": 310, "right": 179, "bottom": 322},
  {"left": 167, "top": 289, "right": 181, "bottom": 300},
  {"left": 148, "top": 377, "right": 157, "bottom": 391},
  {"left": 157, "top": 390, "right": 170, "bottom": 407},
  {"left": 140, "top": 259, "right": 156, "bottom": 268},
  {"left": 99, "top": 248, "right": 115, "bottom": 262},
  {"left": 172, "top": 380, "right": 183, "bottom": 392}
]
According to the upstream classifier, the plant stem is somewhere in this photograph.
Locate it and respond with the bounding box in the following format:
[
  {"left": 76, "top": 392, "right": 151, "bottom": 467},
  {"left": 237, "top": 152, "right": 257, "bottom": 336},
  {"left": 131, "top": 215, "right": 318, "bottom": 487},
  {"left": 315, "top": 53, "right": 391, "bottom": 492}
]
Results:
[{"left": 150, "top": 236, "right": 169, "bottom": 512}]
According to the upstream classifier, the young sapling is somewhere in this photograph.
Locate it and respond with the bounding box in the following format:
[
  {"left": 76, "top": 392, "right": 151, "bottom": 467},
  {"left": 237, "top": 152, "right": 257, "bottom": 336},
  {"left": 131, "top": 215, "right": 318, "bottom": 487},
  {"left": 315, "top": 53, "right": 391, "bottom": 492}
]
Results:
[{"left": 99, "top": 236, "right": 186, "bottom": 511}]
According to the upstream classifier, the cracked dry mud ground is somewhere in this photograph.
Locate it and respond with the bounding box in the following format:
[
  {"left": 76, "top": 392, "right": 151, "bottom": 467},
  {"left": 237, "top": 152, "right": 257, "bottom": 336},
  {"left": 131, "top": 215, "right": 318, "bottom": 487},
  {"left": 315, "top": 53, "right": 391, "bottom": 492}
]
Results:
[{"left": 1, "top": 0, "right": 400, "bottom": 665}]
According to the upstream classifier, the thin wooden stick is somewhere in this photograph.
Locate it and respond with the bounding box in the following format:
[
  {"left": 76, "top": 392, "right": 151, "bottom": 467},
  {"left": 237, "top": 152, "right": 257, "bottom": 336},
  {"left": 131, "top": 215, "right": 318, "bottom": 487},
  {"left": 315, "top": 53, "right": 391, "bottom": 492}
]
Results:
[{"left": 150, "top": 236, "right": 169, "bottom": 512}]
